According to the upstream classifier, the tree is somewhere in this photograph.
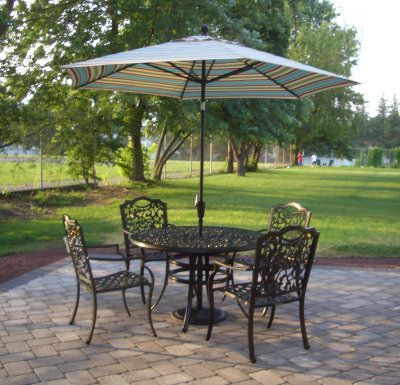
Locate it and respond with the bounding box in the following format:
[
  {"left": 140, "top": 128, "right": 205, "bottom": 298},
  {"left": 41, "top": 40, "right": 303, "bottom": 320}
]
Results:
[
  {"left": 52, "top": 91, "right": 120, "bottom": 185},
  {"left": 3, "top": 0, "right": 217, "bottom": 180},
  {"left": 146, "top": 99, "right": 198, "bottom": 180},
  {"left": 289, "top": 21, "right": 363, "bottom": 158},
  {"left": 384, "top": 96, "right": 400, "bottom": 149}
]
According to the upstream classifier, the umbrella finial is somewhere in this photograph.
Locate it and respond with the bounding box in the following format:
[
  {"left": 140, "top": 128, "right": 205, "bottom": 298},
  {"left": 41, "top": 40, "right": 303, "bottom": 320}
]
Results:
[{"left": 201, "top": 25, "right": 209, "bottom": 36}]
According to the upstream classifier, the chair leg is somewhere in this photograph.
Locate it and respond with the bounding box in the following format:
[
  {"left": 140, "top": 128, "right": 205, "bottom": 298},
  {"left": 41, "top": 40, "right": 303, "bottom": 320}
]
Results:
[
  {"left": 222, "top": 252, "right": 235, "bottom": 302},
  {"left": 299, "top": 298, "right": 310, "bottom": 349},
  {"left": 151, "top": 254, "right": 170, "bottom": 310},
  {"left": 140, "top": 249, "right": 146, "bottom": 305},
  {"left": 147, "top": 283, "right": 157, "bottom": 337},
  {"left": 248, "top": 307, "right": 256, "bottom": 363},
  {"left": 70, "top": 281, "right": 80, "bottom": 325},
  {"left": 86, "top": 293, "right": 97, "bottom": 345},
  {"left": 122, "top": 289, "right": 131, "bottom": 317},
  {"left": 206, "top": 270, "right": 217, "bottom": 341},
  {"left": 266, "top": 305, "right": 276, "bottom": 329}
]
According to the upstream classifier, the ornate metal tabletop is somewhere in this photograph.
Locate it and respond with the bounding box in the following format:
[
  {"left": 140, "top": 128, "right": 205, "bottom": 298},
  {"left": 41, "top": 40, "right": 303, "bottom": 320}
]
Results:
[{"left": 130, "top": 226, "right": 260, "bottom": 254}]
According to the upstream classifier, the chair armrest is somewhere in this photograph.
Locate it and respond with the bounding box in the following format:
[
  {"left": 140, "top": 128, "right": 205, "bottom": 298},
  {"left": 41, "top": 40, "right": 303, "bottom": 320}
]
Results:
[
  {"left": 214, "top": 259, "right": 253, "bottom": 271},
  {"left": 121, "top": 228, "right": 133, "bottom": 236}
]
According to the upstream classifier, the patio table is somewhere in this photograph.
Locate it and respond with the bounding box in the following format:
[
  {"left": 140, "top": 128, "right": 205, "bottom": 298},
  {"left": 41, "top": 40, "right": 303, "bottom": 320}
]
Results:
[{"left": 130, "top": 225, "right": 260, "bottom": 332}]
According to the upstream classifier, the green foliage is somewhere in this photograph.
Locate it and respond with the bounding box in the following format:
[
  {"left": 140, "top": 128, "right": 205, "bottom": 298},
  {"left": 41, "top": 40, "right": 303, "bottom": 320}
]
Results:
[
  {"left": 245, "top": 156, "right": 258, "bottom": 172},
  {"left": 289, "top": 21, "right": 362, "bottom": 157},
  {"left": 115, "top": 144, "right": 156, "bottom": 179},
  {"left": 392, "top": 148, "right": 400, "bottom": 168},
  {"left": 354, "top": 152, "right": 367, "bottom": 167},
  {"left": 367, "top": 148, "right": 384, "bottom": 168}
]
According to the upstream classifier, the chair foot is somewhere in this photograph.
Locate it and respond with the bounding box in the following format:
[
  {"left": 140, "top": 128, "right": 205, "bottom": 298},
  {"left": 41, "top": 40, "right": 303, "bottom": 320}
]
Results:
[{"left": 267, "top": 305, "right": 276, "bottom": 329}]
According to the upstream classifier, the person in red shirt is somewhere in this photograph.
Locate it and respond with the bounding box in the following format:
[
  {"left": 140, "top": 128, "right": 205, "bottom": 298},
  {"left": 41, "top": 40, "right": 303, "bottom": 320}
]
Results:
[{"left": 297, "top": 152, "right": 304, "bottom": 167}]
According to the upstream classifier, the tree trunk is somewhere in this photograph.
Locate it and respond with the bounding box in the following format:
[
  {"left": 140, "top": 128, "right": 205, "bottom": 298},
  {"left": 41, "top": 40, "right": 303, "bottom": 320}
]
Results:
[
  {"left": 0, "top": 0, "right": 16, "bottom": 41},
  {"left": 129, "top": 100, "right": 146, "bottom": 181},
  {"left": 230, "top": 138, "right": 252, "bottom": 177},
  {"left": 153, "top": 131, "right": 191, "bottom": 180},
  {"left": 236, "top": 155, "right": 247, "bottom": 176},
  {"left": 227, "top": 140, "right": 234, "bottom": 173},
  {"left": 247, "top": 144, "right": 262, "bottom": 171},
  {"left": 92, "top": 165, "right": 98, "bottom": 189}
]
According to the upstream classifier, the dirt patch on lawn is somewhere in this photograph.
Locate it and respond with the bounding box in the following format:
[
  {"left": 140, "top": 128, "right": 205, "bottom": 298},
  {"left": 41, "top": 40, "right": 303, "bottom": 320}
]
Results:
[
  {"left": 1, "top": 249, "right": 399, "bottom": 286},
  {"left": 0, "top": 185, "right": 147, "bottom": 221}
]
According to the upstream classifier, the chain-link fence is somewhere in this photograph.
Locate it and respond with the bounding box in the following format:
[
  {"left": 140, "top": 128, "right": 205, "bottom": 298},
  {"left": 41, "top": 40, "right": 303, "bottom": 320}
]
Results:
[{"left": 2, "top": 143, "right": 393, "bottom": 193}]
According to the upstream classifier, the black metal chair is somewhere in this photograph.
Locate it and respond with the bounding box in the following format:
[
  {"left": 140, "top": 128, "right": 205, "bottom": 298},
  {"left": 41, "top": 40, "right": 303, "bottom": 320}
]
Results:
[
  {"left": 207, "top": 226, "right": 319, "bottom": 363},
  {"left": 62, "top": 214, "right": 157, "bottom": 344},
  {"left": 120, "top": 197, "right": 172, "bottom": 309}
]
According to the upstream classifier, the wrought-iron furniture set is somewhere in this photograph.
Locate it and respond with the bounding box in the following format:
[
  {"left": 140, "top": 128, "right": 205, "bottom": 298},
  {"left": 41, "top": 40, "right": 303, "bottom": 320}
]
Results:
[{"left": 62, "top": 198, "right": 318, "bottom": 362}]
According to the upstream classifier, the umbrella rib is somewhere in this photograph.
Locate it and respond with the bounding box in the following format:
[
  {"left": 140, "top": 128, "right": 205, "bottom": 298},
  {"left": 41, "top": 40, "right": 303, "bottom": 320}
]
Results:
[
  {"left": 145, "top": 63, "right": 198, "bottom": 82},
  {"left": 206, "top": 62, "right": 256, "bottom": 84},
  {"left": 180, "top": 61, "right": 197, "bottom": 100},
  {"left": 167, "top": 62, "right": 201, "bottom": 82},
  {"left": 246, "top": 61, "right": 300, "bottom": 99},
  {"left": 205, "top": 60, "right": 216, "bottom": 80},
  {"left": 75, "top": 63, "right": 137, "bottom": 88}
]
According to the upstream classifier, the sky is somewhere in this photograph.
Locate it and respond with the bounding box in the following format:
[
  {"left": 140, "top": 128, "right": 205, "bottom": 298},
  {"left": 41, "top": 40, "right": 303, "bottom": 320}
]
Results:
[{"left": 331, "top": 0, "right": 400, "bottom": 115}]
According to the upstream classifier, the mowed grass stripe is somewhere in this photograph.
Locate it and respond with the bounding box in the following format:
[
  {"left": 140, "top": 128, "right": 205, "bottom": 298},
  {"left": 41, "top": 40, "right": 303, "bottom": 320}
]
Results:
[{"left": 0, "top": 167, "right": 399, "bottom": 257}]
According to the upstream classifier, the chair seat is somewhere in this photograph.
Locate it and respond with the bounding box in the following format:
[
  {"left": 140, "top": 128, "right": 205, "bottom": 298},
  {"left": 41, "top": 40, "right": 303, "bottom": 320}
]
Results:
[
  {"left": 91, "top": 271, "right": 149, "bottom": 293},
  {"left": 219, "top": 282, "right": 299, "bottom": 308}
]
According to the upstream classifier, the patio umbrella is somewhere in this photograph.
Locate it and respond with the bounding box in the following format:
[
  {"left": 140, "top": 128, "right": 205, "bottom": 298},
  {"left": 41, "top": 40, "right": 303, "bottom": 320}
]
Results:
[{"left": 63, "top": 25, "right": 358, "bottom": 236}]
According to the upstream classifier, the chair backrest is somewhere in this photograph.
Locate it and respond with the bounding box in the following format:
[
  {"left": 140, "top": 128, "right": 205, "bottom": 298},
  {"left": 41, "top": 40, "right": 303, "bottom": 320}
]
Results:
[
  {"left": 120, "top": 196, "right": 168, "bottom": 252},
  {"left": 252, "top": 226, "right": 319, "bottom": 302},
  {"left": 268, "top": 202, "right": 311, "bottom": 231},
  {"left": 62, "top": 214, "right": 94, "bottom": 285}
]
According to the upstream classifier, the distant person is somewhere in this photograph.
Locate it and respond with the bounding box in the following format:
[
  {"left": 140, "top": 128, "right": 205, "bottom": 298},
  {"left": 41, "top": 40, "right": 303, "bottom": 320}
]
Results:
[
  {"left": 311, "top": 153, "right": 318, "bottom": 169},
  {"left": 297, "top": 152, "right": 304, "bottom": 168}
]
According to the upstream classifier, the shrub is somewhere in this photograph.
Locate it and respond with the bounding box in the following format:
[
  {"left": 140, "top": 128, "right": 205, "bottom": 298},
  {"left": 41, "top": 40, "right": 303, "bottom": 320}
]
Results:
[
  {"left": 245, "top": 157, "right": 258, "bottom": 172},
  {"left": 392, "top": 148, "right": 400, "bottom": 168},
  {"left": 366, "top": 148, "right": 384, "bottom": 167}
]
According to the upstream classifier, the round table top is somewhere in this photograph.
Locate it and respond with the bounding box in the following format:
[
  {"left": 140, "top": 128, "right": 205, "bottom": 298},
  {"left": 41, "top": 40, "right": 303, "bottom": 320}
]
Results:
[{"left": 130, "top": 226, "right": 261, "bottom": 254}]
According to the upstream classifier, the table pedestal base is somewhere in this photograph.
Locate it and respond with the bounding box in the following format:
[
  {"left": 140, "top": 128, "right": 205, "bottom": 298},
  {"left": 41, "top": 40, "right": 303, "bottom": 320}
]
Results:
[{"left": 172, "top": 308, "right": 226, "bottom": 325}]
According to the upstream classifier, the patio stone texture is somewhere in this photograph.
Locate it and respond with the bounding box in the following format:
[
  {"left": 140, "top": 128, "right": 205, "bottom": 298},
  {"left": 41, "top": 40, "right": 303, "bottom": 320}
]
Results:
[{"left": 0, "top": 258, "right": 399, "bottom": 384}]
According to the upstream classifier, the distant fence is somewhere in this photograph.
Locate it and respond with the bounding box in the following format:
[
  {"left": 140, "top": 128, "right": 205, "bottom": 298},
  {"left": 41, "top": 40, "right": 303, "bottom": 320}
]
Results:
[{"left": 2, "top": 144, "right": 389, "bottom": 193}]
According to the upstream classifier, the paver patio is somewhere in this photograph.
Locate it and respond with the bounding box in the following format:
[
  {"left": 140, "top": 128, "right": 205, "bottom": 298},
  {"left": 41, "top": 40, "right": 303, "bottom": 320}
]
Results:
[{"left": 0, "top": 259, "right": 399, "bottom": 385}]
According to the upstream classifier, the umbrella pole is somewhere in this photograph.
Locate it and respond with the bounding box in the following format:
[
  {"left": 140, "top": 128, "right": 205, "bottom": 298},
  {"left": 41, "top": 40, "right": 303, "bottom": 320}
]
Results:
[{"left": 197, "top": 60, "right": 206, "bottom": 237}]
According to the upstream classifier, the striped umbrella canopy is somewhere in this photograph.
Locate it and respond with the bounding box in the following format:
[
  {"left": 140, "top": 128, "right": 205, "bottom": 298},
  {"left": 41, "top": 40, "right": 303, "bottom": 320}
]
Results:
[{"left": 63, "top": 26, "right": 358, "bottom": 234}]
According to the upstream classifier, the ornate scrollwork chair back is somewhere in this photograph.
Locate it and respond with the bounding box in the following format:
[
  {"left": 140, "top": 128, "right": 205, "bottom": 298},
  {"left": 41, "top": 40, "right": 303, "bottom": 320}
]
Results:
[
  {"left": 62, "top": 214, "right": 94, "bottom": 286},
  {"left": 268, "top": 202, "right": 311, "bottom": 231},
  {"left": 120, "top": 196, "right": 168, "bottom": 258},
  {"left": 253, "top": 226, "right": 317, "bottom": 307}
]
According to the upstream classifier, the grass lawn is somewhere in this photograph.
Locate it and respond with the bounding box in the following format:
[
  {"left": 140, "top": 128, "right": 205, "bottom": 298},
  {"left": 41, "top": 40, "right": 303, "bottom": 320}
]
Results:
[{"left": 1, "top": 166, "right": 399, "bottom": 258}]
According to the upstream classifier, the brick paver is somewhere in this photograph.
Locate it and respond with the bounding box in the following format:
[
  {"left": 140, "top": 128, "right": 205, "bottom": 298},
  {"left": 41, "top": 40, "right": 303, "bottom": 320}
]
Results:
[{"left": 0, "top": 259, "right": 399, "bottom": 384}]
